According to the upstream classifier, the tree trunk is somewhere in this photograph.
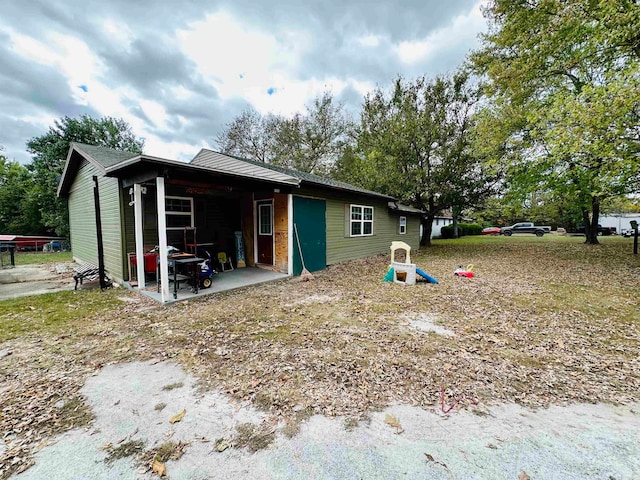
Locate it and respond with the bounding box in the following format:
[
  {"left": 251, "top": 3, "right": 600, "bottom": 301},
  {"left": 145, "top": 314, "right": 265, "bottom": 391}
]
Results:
[
  {"left": 452, "top": 205, "right": 461, "bottom": 238},
  {"left": 583, "top": 197, "right": 600, "bottom": 245},
  {"left": 421, "top": 215, "right": 434, "bottom": 247}
]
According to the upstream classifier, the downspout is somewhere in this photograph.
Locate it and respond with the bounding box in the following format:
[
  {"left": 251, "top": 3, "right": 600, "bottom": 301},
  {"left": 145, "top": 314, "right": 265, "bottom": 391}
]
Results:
[{"left": 92, "top": 176, "right": 108, "bottom": 289}]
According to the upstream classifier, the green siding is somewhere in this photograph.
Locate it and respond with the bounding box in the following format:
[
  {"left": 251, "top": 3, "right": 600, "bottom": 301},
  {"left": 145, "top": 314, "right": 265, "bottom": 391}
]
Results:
[
  {"left": 99, "top": 176, "right": 124, "bottom": 281},
  {"left": 68, "top": 160, "right": 98, "bottom": 266},
  {"left": 68, "top": 159, "right": 125, "bottom": 283},
  {"left": 294, "top": 188, "right": 421, "bottom": 266}
]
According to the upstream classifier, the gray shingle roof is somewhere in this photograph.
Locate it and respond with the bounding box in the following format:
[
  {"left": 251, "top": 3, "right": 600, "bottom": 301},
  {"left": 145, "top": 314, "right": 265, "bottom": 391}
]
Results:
[
  {"left": 189, "top": 149, "right": 300, "bottom": 185},
  {"left": 191, "top": 149, "right": 394, "bottom": 200},
  {"left": 71, "top": 142, "right": 140, "bottom": 168},
  {"left": 387, "top": 202, "right": 424, "bottom": 214}
]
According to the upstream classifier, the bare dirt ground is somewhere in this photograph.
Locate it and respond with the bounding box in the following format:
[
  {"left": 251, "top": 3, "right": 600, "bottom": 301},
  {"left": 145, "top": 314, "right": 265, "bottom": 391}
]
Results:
[
  {"left": 1, "top": 237, "right": 639, "bottom": 478},
  {"left": 0, "top": 263, "right": 75, "bottom": 301}
]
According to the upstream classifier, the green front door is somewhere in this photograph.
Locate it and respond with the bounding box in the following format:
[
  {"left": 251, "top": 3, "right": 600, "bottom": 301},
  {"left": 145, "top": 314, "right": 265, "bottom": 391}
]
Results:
[{"left": 293, "top": 196, "right": 326, "bottom": 275}]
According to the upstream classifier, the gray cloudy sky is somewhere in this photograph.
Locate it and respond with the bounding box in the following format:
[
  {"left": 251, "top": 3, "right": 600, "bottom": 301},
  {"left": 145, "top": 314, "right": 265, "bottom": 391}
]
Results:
[{"left": 0, "top": 0, "right": 486, "bottom": 164}]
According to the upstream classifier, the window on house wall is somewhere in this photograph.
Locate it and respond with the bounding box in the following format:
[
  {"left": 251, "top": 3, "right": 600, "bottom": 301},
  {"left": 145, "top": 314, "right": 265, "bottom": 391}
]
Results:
[
  {"left": 350, "top": 204, "right": 374, "bottom": 236},
  {"left": 399, "top": 216, "right": 407, "bottom": 234},
  {"left": 258, "top": 203, "right": 272, "bottom": 235},
  {"left": 165, "top": 196, "right": 194, "bottom": 230}
]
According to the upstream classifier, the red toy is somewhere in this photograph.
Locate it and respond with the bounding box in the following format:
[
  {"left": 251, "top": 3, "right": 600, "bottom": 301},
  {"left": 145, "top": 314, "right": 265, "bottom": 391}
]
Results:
[{"left": 454, "top": 264, "right": 474, "bottom": 278}]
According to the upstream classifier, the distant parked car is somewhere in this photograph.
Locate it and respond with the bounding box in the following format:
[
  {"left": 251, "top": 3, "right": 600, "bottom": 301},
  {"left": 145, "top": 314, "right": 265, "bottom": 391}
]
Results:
[
  {"left": 500, "top": 222, "right": 551, "bottom": 237},
  {"left": 576, "top": 224, "right": 616, "bottom": 236},
  {"left": 481, "top": 227, "right": 501, "bottom": 235}
]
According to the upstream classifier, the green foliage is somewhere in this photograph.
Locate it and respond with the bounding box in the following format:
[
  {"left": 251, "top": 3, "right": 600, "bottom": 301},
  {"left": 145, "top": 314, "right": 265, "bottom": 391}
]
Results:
[
  {"left": 25, "top": 115, "right": 144, "bottom": 237},
  {"left": 472, "top": 192, "right": 584, "bottom": 230},
  {"left": 216, "top": 92, "right": 354, "bottom": 175},
  {"left": 343, "top": 71, "right": 499, "bottom": 245},
  {"left": 471, "top": 0, "right": 640, "bottom": 244},
  {"left": 0, "top": 151, "right": 44, "bottom": 234},
  {"left": 272, "top": 92, "right": 354, "bottom": 176},
  {"left": 440, "top": 222, "right": 482, "bottom": 238},
  {"left": 601, "top": 196, "right": 640, "bottom": 214}
]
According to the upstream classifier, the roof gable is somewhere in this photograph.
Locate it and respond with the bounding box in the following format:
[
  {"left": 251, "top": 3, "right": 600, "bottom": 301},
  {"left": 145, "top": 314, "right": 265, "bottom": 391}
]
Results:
[
  {"left": 72, "top": 143, "right": 139, "bottom": 168},
  {"left": 57, "top": 143, "right": 140, "bottom": 197}
]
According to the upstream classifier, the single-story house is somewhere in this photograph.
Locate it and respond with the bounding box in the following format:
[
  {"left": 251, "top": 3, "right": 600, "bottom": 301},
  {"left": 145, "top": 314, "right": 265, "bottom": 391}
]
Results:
[
  {"left": 428, "top": 215, "right": 455, "bottom": 238},
  {"left": 57, "top": 143, "right": 422, "bottom": 302}
]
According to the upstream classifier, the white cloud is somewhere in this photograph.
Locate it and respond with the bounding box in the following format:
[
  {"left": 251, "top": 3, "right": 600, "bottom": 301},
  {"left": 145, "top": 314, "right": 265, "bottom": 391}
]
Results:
[
  {"left": 101, "top": 19, "right": 135, "bottom": 48},
  {"left": 395, "top": 39, "right": 433, "bottom": 64},
  {"left": 177, "top": 11, "right": 318, "bottom": 116},
  {"left": 394, "top": 0, "right": 485, "bottom": 64},
  {"left": 357, "top": 34, "right": 382, "bottom": 47},
  {"left": 143, "top": 136, "right": 206, "bottom": 162},
  {"left": 177, "top": 12, "right": 279, "bottom": 96}
]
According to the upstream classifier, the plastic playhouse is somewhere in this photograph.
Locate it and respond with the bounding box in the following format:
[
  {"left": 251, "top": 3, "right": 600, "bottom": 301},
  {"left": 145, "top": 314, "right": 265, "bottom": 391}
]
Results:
[{"left": 383, "top": 241, "right": 438, "bottom": 285}]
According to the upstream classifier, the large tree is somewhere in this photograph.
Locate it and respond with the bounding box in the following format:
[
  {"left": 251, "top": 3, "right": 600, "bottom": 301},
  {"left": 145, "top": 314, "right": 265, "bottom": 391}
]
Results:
[
  {"left": 215, "top": 108, "right": 279, "bottom": 164},
  {"left": 0, "top": 151, "right": 43, "bottom": 234},
  {"left": 346, "top": 72, "right": 498, "bottom": 245},
  {"left": 26, "top": 115, "right": 144, "bottom": 238},
  {"left": 471, "top": 0, "right": 640, "bottom": 244},
  {"left": 216, "top": 92, "right": 354, "bottom": 175},
  {"left": 272, "top": 92, "right": 354, "bottom": 176}
]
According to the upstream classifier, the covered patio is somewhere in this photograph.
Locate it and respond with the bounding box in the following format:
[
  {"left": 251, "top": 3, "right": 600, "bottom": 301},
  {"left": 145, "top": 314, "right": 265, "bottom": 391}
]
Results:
[{"left": 104, "top": 152, "right": 299, "bottom": 303}]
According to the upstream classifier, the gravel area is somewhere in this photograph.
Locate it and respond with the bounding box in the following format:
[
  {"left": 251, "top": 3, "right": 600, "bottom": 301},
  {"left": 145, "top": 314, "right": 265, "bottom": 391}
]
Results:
[{"left": 15, "top": 361, "right": 640, "bottom": 480}]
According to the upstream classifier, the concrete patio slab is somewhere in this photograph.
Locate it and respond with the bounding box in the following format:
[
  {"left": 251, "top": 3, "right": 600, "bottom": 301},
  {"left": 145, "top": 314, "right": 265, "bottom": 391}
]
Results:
[{"left": 133, "top": 267, "right": 290, "bottom": 303}]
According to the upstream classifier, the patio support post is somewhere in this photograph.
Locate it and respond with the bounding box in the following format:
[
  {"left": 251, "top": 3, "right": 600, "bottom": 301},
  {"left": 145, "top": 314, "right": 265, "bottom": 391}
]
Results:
[
  {"left": 134, "top": 183, "right": 146, "bottom": 289},
  {"left": 156, "top": 176, "right": 170, "bottom": 302}
]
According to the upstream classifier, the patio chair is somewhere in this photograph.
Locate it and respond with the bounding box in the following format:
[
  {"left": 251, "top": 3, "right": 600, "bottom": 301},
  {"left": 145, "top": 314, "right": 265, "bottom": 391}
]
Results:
[
  {"left": 184, "top": 227, "right": 197, "bottom": 254},
  {"left": 217, "top": 252, "right": 234, "bottom": 272}
]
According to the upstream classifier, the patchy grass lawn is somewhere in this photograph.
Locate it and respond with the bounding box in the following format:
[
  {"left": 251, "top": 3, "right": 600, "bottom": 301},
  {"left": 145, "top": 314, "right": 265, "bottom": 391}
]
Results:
[
  {"left": 1, "top": 235, "right": 639, "bottom": 477},
  {"left": 13, "top": 251, "right": 72, "bottom": 266}
]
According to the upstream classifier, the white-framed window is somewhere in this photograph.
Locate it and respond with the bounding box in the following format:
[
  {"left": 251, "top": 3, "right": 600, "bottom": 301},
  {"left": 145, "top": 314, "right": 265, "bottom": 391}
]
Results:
[
  {"left": 258, "top": 203, "right": 273, "bottom": 236},
  {"left": 165, "top": 196, "right": 193, "bottom": 230},
  {"left": 399, "top": 216, "right": 407, "bottom": 235},
  {"left": 350, "top": 204, "right": 374, "bottom": 236}
]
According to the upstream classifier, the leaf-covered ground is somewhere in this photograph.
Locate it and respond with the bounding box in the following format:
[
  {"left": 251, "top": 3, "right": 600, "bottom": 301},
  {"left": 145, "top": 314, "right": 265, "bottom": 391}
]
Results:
[{"left": 1, "top": 235, "right": 639, "bottom": 478}]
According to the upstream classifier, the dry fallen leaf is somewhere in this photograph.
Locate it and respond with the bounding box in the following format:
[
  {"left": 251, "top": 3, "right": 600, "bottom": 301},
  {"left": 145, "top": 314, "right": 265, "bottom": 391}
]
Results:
[
  {"left": 384, "top": 414, "right": 404, "bottom": 434},
  {"left": 3, "top": 240, "right": 640, "bottom": 478},
  {"left": 215, "top": 438, "right": 230, "bottom": 452},
  {"left": 169, "top": 409, "right": 186, "bottom": 424},
  {"left": 518, "top": 471, "right": 530, "bottom": 480},
  {"left": 152, "top": 459, "right": 166, "bottom": 477}
]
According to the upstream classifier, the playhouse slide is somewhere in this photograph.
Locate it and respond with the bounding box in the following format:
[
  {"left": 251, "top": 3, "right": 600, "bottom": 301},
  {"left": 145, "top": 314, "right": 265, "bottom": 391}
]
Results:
[{"left": 416, "top": 268, "right": 439, "bottom": 284}]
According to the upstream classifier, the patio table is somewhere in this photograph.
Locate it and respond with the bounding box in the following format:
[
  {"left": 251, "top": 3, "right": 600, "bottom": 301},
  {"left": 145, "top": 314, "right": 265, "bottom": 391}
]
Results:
[{"left": 158, "top": 254, "right": 204, "bottom": 299}]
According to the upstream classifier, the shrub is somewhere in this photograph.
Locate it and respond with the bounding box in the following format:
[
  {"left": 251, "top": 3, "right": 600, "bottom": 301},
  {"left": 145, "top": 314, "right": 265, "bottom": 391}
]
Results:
[
  {"left": 460, "top": 222, "right": 482, "bottom": 236},
  {"left": 440, "top": 224, "right": 454, "bottom": 238},
  {"left": 439, "top": 222, "right": 482, "bottom": 238}
]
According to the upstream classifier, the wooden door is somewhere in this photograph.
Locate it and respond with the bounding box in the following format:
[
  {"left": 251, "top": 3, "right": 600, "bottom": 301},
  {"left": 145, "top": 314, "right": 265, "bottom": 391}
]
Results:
[{"left": 256, "top": 201, "right": 273, "bottom": 265}]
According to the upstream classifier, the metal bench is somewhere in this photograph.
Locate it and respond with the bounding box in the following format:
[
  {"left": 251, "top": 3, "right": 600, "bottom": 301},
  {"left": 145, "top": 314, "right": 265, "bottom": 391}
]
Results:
[{"left": 73, "top": 263, "right": 108, "bottom": 290}]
